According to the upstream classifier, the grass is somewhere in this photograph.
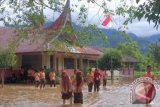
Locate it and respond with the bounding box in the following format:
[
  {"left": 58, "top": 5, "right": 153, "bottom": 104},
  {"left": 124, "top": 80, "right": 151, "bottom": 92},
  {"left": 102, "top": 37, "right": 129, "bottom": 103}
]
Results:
[{"left": 134, "top": 71, "right": 160, "bottom": 80}]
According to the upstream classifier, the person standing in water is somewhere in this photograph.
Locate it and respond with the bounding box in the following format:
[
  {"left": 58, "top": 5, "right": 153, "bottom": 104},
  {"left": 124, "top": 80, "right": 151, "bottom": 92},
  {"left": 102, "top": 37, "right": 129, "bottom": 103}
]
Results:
[
  {"left": 34, "top": 70, "right": 40, "bottom": 88},
  {"left": 39, "top": 69, "right": 46, "bottom": 89},
  {"left": 60, "top": 71, "right": 72, "bottom": 105},
  {"left": 143, "top": 65, "right": 156, "bottom": 103},
  {"left": 73, "top": 72, "right": 83, "bottom": 104},
  {"left": 103, "top": 71, "right": 108, "bottom": 87},
  {"left": 86, "top": 70, "right": 94, "bottom": 92},
  {"left": 134, "top": 65, "right": 156, "bottom": 104},
  {"left": 49, "top": 70, "right": 56, "bottom": 87},
  {"left": 143, "top": 65, "right": 155, "bottom": 80},
  {"left": 94, "top": 69, "right": 101, "bottom": 92}
]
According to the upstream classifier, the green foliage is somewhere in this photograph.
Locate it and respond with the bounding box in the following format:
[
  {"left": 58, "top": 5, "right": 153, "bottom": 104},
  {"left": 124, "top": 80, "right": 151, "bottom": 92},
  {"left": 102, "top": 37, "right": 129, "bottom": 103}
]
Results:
[
  {"left": 117, "top": 34, "right": 146, "bottom": 70},
  {"left": 75, "top": 24, "right": 107, "bottom": 47},
  {"left": 124, "top": 0, "right": 160, "bottom": 29},
  {"left": 117, "top": 33, "right": 142, "bottom": 59},
  {"left": 55, "top": 72, "right": 61, "bottom": 84},
  {"left": 26, "top": 12, "right": 45, "bottom": 26},
  {"left": 117, "top": 40, "right": 142, "bottom": 60},
  {"left": 134, "top": 70, "right": 160, "bottom": 80},
  {"left": 136, "top": 0, "right": 140, "bottom": 3},
  {"left": 0, "top": 48, "right": 17, "bottom": 69},
  {"left": 149, "top": 40, "right": 160, "bottom": 68},
  {"left": 98, "top": 48, "right": 122, "bottom": 70}
]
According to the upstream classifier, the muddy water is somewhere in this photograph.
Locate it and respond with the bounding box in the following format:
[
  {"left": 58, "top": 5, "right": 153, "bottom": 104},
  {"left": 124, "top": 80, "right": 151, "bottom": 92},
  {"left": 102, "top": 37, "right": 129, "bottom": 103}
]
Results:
[{"left": 0, "top": 83, "right": 160, "bottom": 107}]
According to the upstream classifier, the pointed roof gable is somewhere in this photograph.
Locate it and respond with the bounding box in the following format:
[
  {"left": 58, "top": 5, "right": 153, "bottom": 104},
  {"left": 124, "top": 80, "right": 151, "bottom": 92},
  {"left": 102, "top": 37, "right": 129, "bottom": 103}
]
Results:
[
  {"left": 45, "top": 0, "right": 77, "bottom": 43},
  {"left": 46, "top": 0, "right": 72, "bottom": 30}
]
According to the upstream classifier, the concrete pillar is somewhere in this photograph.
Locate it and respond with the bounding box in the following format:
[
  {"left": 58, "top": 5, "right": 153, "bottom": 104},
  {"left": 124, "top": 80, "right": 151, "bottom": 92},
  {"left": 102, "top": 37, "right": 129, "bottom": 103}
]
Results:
[
  {"left": 87, "top": 59, "right": 90, "bottom": 69},
  {"left": 79, "top": 55, "right": 83, "bottom": 70},
  {"left": 54, "top": 54, "right": 57, "bottom": 71},
  {"left": 57, "top": 55, "right": 64, "bottom": 72},
  {"left": 74, "top": 56, "right": 77, "bottom": 69}
]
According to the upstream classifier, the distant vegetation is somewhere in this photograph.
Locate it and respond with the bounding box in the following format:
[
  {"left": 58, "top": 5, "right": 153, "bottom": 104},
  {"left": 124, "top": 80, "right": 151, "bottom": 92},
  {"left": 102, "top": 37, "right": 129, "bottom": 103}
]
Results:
[{"left": 70, "top": 22, "right": 160, "bottom": 54}]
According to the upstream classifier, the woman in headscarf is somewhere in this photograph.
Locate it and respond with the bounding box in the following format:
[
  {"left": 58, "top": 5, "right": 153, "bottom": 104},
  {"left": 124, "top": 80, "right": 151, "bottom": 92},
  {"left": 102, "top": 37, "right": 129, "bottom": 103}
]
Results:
[
  {"left": 60, "top": 71, "right": 72, "bottom": 105},
  {"left": 73, "top": 72, "right": 83, "bottom": 104}
]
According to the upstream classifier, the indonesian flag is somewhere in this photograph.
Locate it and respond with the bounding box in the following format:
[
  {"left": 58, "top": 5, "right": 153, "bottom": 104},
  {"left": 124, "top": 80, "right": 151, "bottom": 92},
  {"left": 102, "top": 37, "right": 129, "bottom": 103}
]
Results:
[{"left": 102, "top": 15, "right": 111, "bottom": 26}]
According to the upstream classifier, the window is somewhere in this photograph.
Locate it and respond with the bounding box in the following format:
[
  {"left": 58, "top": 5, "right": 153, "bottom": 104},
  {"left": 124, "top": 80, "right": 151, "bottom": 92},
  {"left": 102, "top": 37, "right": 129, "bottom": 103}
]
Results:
[
  {"left": 89, "top": 60, "right": 97, "bottom": 68},
  {"left": 64, "top": 58, "right": 74, "bottom": 69}
]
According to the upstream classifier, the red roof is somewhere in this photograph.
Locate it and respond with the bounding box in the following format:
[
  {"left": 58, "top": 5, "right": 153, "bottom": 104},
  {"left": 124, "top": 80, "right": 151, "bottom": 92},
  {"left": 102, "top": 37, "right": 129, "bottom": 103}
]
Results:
[
  {"left": 0, "top": 27, "right": 15, "bottom": 48},
  {"left": 0, "top": 27, "right": 102, "bottom": 56},
  {"left": 44, "top": 0, "right": 77, "bottom": 42},
  {"left": 46, "top": 0, "right": 71, "bottom": 30}
]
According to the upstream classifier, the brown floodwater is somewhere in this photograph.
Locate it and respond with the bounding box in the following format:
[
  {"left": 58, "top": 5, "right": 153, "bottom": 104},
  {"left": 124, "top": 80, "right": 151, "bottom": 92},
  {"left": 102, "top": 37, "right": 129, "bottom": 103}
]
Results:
[{"left": 0, "top": 82, "right": 160, "bottom": 107}]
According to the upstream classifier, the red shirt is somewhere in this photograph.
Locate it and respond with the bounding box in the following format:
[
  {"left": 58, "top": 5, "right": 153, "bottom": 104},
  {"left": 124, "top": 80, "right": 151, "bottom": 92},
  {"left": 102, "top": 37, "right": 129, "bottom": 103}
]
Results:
[{"left": 94, "top": 71, "right": 101, "bottom": 81}]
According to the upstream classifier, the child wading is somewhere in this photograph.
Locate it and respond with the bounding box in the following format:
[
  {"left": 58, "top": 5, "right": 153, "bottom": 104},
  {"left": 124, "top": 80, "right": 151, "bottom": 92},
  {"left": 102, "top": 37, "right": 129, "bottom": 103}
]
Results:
[
  {"left": 60, "top": 71, "right": 72, "bottom": 105},
  {"left": 39, "top": 69, "right": 46, "bottom": 89},
  {"left": 103, "top": 71, "right": 108, "bottom": 87},
  {"left": 34, "top": 70, "right": 40, "bottom": 88},
  {"left": 73, "top": 72, "right": 83, "bottom": 104},
  {"left": 49, "top": 70, "right": 56, "bottom": 87},
  {"left": 86, "top": 70, "right": 94, "bottom": 92}
]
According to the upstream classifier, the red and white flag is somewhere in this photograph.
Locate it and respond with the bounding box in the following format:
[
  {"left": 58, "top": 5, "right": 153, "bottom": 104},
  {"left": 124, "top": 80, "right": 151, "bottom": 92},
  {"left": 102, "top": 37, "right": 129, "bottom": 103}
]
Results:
[{"left": 102, "top": 15, "right": 111, "bottom": 26}]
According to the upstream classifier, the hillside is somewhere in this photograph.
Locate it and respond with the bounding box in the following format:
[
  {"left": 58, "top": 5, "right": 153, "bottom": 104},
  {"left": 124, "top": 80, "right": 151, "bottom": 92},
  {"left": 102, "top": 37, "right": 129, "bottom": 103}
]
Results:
[
  {"left": 101, "top": 29, "right": 151, "bottom": 53},
  {"left": 45, "top": 21, "right": 160, "bottom": 54}
]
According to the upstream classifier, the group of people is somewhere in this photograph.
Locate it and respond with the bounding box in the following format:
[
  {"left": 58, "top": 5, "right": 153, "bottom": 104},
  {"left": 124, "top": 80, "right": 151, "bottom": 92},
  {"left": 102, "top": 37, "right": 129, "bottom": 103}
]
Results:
[
  {"left": 33, "top": 68, "right": 56, "bottom": 89},
  {"left": 59, "top": 68, "right": 109, "bottom": 105},
  {"left": 20, "top": 66, "right": 57, "bottom": 89},
  {"left": 17, "top": 65, "right": 157, "bottom": 105},
  {"left": 86, "top": 68, "right": 108, "bottom": 92},
  {"left": 60, "top": 69, "right": 83, "bottom": 104}
]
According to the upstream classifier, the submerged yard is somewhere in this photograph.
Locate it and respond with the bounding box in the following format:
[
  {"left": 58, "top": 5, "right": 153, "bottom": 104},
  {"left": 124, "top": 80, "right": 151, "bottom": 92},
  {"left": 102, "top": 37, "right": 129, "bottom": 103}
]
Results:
[{"left": 0, "top": 82, "right": 160, "bottom": 107}]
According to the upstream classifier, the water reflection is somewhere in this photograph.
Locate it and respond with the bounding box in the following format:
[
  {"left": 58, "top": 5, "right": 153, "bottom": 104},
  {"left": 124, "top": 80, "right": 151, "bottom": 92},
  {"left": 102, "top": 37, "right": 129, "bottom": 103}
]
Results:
[{"left": 146, "top": 104, "right": 152, "bottom": 107}]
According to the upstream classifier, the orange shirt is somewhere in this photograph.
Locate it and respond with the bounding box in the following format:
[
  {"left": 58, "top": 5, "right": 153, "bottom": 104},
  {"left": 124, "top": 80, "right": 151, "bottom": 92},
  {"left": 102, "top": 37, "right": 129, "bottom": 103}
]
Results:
[
  {"left": 40, "top": 72, "right": 45, "bottom": 79},
  {"left": 49, "top": 72, "right": 56, "bottom": 80},
  {"left": 86, "top": 73, "right": 94, "bottom": 84},
  {"left": 34, "top": 73, "right": 40, "bottom": 81}
]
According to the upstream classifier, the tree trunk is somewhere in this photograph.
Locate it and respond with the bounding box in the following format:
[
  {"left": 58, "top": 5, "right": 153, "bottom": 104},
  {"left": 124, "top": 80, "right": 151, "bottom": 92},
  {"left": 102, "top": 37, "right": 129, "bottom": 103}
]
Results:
[
  {"left": 1, "top": 70, "right": 4, "bottom": 88},
  {"left": 111, "top": 70, "right": 114, "bottom": 84}
]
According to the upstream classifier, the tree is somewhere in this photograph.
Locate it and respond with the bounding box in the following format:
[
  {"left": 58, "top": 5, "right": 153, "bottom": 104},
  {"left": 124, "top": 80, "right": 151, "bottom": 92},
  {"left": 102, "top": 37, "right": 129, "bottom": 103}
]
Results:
[
  {"left": 133, "top": 0, "right": 160, "bottom": 29},
  {"left": 118, "top": 41, "right": 142, "bottom": 58},
  {"left": 149, "top": 40, "right": 160, "bottom": 69},
  {"left": 0, "top": 48, "right": 17, "bottom": 88},
  {"left": 117, "top": 35, "right": 144, "bottom": 70},
  {"left": 98, "top": 48, "right": 122, "bottom": 84}
]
